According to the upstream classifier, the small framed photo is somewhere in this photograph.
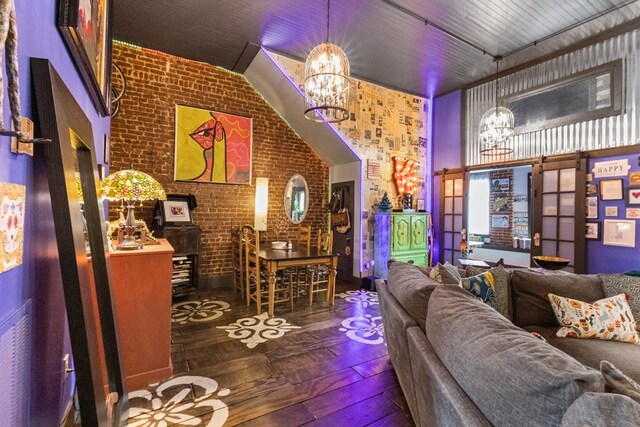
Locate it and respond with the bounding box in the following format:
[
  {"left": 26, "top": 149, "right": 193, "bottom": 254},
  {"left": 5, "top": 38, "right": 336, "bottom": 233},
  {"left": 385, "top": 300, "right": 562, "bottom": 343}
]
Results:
[
  {"left": 627, "top": 208, "right": 640, "bottom": 219},
  {"left": 605, "top": 206, "right": 618, "bottom": 217},
  {"left": 586, "top": 184, "right": 597, "bottom": 195},
  {"left": 416, "top": 198, "right": 425, "bottom": 211},
  {"left": 585, "top": 222, "right": 600, "bottom": 240},
  {"left": 603, "top": 219, "right": 636, "bottom": 248},
  {"left": 586, "top": 196, "right": 599, "bottom": 219},
  {"left": 161, "top": 200, "right": 191, "bottom": 223},
  {"left": 600, "top": 179, "right": 623, "bottom": 201},
  {"left": 625, "top": 186, "right": 640, "bottom": 206}
]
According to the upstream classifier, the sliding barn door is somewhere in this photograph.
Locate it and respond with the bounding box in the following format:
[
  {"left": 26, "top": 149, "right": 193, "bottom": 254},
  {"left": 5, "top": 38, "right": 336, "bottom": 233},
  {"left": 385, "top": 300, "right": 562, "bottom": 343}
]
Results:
[
  {"left": 532, "top": 158, "right": 586, "bottom": 273},
  {"left": 439, "top": 172, "right": 465, "bottom": 265}
]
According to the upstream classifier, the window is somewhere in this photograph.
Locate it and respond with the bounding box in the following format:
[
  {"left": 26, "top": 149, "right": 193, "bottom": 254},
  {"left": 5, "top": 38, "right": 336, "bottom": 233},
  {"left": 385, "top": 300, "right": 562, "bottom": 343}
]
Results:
[{"left": 467, "top": 172, "right": 490, "bottom": 235}]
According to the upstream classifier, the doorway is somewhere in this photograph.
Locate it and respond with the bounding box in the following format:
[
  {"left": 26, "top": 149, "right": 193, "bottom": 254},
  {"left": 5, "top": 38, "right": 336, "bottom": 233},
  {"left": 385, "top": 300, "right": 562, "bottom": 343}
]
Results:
[{"left": 331, "top": 181, "right": 355, "bottom": 282}]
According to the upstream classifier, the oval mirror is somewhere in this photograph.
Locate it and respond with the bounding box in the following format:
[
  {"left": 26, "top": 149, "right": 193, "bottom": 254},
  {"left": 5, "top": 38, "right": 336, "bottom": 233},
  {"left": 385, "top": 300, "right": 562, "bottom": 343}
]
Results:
[{"left": 284, "top": 174, "right": 309, "bottom": 224}]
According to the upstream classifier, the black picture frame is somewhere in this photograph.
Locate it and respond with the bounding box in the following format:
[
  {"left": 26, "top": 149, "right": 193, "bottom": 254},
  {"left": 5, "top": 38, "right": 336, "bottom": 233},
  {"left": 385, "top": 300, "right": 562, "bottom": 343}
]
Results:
[
  {"left": 625, "top": 186, "right": 640, "bottom": 206},
  {"left": 32, "top": 58, "right": 127, "bottom": 425},
  {"left": 586, "top": 222, "right": 601, "bottom": 240},
  {"left": 58, "top": 0, "right": 114, "bottom": 116},
  {"left": 159, "top": 194, "right": 194, "bottom": 225}
]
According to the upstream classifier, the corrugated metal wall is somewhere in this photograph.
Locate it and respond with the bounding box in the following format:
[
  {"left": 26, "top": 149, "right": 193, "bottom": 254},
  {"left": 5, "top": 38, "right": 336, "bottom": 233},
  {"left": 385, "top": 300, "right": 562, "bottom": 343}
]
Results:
[{"left": 465, "top": 29, "right": 640, "bottom": 166}]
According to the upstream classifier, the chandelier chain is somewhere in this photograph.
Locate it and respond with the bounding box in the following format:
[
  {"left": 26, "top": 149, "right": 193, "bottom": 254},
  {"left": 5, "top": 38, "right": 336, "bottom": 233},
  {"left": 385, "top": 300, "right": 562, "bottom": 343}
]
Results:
[{"left": 326, "top": 0, "right": 330, "bottom": 43}]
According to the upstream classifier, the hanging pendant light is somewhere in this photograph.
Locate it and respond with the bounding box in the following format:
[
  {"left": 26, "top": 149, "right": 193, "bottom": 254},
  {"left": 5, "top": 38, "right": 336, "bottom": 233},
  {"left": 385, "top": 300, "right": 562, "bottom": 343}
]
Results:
[
  {"left": 479, "top": 56, "right": 514, "bottom": 157},
  {"left": 304, "top": 0, "right": 350, "bottom": 123}
]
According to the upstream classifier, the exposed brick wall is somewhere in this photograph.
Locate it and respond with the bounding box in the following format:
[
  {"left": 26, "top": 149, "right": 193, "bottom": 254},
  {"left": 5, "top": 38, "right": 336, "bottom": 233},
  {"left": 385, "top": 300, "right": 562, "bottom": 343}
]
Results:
[
  {"left": 489, "top": 169, "right": 513, "bottom": 247},
  {"left": 110, "top": 43, "right": 329, "bottom": 280}
]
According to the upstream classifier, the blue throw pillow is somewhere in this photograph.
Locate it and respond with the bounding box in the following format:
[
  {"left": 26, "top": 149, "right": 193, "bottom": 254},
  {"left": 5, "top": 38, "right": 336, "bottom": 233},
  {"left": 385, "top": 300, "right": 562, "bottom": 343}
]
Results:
[
  {"left": 624, "top": 269, "right": 640, "bottom": 277},
  {"left": 460, "top": 271, "right": 497, "bottom": 310}
]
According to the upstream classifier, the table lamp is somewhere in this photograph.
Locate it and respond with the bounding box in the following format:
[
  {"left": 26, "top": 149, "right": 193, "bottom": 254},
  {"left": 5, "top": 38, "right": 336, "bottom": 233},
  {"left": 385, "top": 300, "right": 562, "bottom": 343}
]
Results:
[{"left": 100, "top": 169, "right": 166, "bottom": 250}]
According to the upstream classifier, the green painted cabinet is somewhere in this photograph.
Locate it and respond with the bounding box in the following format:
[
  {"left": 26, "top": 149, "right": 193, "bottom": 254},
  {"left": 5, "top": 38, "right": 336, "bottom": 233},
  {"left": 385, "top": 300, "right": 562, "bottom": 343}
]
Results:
[{"left": 374, "top": 212, "right": 430, "bottom": 279}]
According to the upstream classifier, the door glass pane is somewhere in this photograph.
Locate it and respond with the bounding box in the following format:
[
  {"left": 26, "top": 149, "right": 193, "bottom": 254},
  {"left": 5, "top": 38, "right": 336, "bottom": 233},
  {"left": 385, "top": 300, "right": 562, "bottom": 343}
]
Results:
[
  {"left": 443, "top": 250, "right": 452, "bottom": 263},
  {"left": 559, "top": 218, "right": 574, "bottom": 241},
  {"left": 543, "top": 194, "right": 558, "bottom": 215},
  {"left": 445, "top": 180, "right": 454, "bottom": 197},
  {"left": 542, "top": 240, "right": 557, "bottom": 257},
  {"left": 444, "top": 232, "right": 453, "bottom": 250},
  {"left": 454, "top": 197, "right": 463, "bottom": 214},
  {"left": 453, "top": 232, "right": 462, "bottom": 249},
  {"left": 542, "top": 217, "right": 557, "bottom": 239},
  {"left": 559, "top": 242, "right": 575, "bottom": 264},
  {"left": 444, "top": 197, "right": 453, "bottom": 214},
  {"left": 453, "top": 215, "right": 463, "bottom": 232},
  {"left": 559, "top": 168, "right": 576, "bottom": 191},
  {"left": 444, "top": 215, "right": 453, "bottom": 231},
  {"left": 543, "top": 169, "right": 558, "bottom": 192},
  {"left": 454, "top": 179, "right": 463, "bottom": 196},
  {"left": 559, "top": 193, "right": 575, "bottom": 216},
  {"left": 453, "top": 251, "right": 461, "bottom": 266}
]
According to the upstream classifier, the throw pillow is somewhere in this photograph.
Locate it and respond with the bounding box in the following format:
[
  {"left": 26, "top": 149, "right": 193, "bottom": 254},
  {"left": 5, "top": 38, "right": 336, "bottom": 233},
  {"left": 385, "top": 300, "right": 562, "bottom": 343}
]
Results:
[
  {"left": 467, "top": 265, "right": 510, "bottom": 319},
  {"left": 600, "top": 360, "right": 640, "bottom": 404},
  {"left": 428, "top": 262, "right": 461, "bottom": 284},
  {"left": 598, "top": 273, "right": 640, "bottom": 321},
  {"left": 624, "top": 269, "right": 640, "bottom": 277},
  {"left": 548, "top": 293, "right": 640, "bottom": 345},
  {"left": 460, "top": 271, "right": 497, "bottom": 309}
]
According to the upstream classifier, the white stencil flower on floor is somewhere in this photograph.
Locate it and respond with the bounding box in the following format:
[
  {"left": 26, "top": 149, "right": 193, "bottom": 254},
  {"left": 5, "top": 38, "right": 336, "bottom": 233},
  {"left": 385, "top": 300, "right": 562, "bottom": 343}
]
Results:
[
  {"left": 339, "top": 314, "right": 385, "bottom": 345},
  {"left": 335, "top": 289, "right": 379, "bottom": 307},
  {"left": 217, "top": 312, "right": 301, "bottom": 348},
  {"left": 127, "top": 376, "right": 230, "bottom": 427},
  {"left": 172, "top": 299, "right": 231, "bottom": 324}
]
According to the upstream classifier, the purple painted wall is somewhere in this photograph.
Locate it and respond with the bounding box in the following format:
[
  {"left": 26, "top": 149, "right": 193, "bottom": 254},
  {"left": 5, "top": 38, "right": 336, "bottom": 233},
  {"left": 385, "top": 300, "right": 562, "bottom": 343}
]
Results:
[
  {"left": 587, "top": 153, "right": 640, "bottom": 274},
  {"left": 431, "top": 90, "right": 462, "bottom": 263},
  {"left": 0, "top": 0, "right": 110, "bottom": 423}
]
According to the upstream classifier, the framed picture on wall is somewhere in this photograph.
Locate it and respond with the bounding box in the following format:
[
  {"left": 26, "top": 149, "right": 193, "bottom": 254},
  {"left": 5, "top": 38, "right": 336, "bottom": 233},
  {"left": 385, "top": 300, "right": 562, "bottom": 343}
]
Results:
[
  {"left": 586, "top": 184, "right": 597, "bottom": 195},
  {"left": 58, "top": 0, "right": 114, "bottom": 116},
  {"left": 586, "top": 196, "right": 598, "bottom": 219},
  {"left": 585, "top": 222, "right": 600, "bottom": 240},
  {"left": 625, "top": 186, "right": 640, "bottom": 206},
  {"left": 161, "top": 200, "right": 192, "bottom": 223},
  {"left": 416, "top": 198, "right": 425, "bottom": 211},
  {"left": 605, "top": 206, "right": 618, "bottom": 217},
  {"left": 600, "top": 179, "right": 623, "bottom": 200},
  {"left": 603, "top": 219, "right": 636, "bottom": 247}
]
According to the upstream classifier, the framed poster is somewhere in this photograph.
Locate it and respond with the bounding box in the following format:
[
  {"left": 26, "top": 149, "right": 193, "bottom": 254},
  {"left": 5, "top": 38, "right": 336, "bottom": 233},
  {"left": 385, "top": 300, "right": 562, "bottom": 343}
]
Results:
[
  {"left": 0, "top": 182, "right": 26, "bottom": 273},
  {"left": 161, "top": 200, "right": 191, "bottom": 223},
  {"left": 625, "top": 186, "right": 640, "bottom": 206},
  {"left": 605, "top": 206, "right": 618, "bottom": 217},
  {"left": 58, "top": 0, "right": 114, "bottom": 116},
  {"left": 585, "top": 222, "right": 600, "bottom": 240},
  {"left": 600, "top": 179, "right": 623, "bottom": 200},
  {"left": 603, "top": 219, "right": 636, "bottom": 248},
  {"left": 491, "top": 215, "right": 510, "bottom": 228},
  {"left": 586, "top": 184, "right": 597, "bottom": 195},
  {"left": 586, "top": 196, "right": 598, "bottom": 219},
  {"left": 174, "top": 105, "right": 252, "bottom": 184},
  {"left": 627, "top": 208, "right": 640, "bottom": 219},
  {"left": 491, "top": 178, "right": 509, "bottom": 192}
]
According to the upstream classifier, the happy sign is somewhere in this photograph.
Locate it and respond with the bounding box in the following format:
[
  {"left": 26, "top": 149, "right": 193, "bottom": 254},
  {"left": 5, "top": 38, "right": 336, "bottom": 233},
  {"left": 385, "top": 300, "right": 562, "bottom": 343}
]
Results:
[{"left": 592, "top": 159, "right": 631, "bottom": 178}]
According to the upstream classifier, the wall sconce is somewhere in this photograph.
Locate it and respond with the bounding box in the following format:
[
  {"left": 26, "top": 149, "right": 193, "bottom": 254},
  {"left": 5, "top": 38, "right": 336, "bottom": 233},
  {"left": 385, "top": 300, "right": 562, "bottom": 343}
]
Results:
[{"left": 254, "top": 177, "right": 269, "bottom": 231}]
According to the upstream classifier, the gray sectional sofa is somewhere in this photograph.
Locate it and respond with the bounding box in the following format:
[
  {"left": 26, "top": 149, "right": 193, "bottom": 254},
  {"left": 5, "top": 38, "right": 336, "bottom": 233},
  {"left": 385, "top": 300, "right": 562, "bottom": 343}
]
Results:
[{"left": 377, "top": 261, "right": 640, "bottom": 427}]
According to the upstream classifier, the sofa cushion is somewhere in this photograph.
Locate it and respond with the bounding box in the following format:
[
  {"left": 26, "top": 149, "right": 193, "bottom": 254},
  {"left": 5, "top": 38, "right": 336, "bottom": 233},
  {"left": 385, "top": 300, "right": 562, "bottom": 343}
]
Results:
[
  {"left": 548, "top": 293, "right": 639, "bottom": 345},
  {"left": 524, "top": 326, "right": 640, "bottom": 383},
  {"left": 387, "top": 261, "right": 439, "bottom": 331},
  {"left": 600, "top": 361, "right": 640, "bottom": 404},
  {"left": 429, "top": 262, "right": 462, "bottom": 284},
  {"left": 426, "top": 284, "right": 605, "bottom": 427},
  {"left": 599, "top": 273, "right": 640, "bottom": 321},
  {"left": 561, "top": 392, "right": 640, "bottom": 427},
  {"left": 467, "top": 265, "right": 511, "bottom": 319},
  {"left": 511, "top": 270, "right": 604, "bottom": 327},
  {"left": 460, "top": 271, "right": 497, "bottom": 310}
]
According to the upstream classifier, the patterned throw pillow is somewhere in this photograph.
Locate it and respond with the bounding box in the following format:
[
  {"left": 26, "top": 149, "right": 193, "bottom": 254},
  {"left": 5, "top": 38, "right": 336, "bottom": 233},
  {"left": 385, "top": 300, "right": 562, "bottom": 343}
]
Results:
[
  {"left": 600, "top": 361, "right": 640, "bottom": 404},
  {"left": 429, "top": 262, "right": 461, "bottom": 284},
  {"left": 548, "top": 293, "right": 640, "bottom": 345},
  {"left": 460, "top": 271, "right": 497, "bottom": 309},
  {"left": 467, "top": 265, "right": 510, "bottom": 319},
  {"left": 598, "top": 273, "right": 640, "bottom": 321}
]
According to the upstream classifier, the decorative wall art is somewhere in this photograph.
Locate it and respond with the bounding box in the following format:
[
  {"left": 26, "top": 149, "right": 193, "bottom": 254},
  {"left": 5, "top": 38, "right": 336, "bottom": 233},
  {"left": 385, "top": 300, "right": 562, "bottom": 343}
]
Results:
[
  {"left": 175, "top": 105, "right": 252, "bottom": 184},
  {"left": 600, "top": 179, "right": 623, "bottom": 200},
  {"left": 630, "top": 172, "right": 640, "bottom": 186},
  {"left": 605, "top": 206, "right": 618, "bottom": 217},
  {"left": 491, "top": 215, "right": 510, "bottom": 228},
  {"left": 0, "top": 182, "right": 25, "bottom": 273},
  {"left": 625, "top": 186, "right": 640, "bottom": 206},
  {"left": 491, "top": 178, "right": 510, "bottom": 192},
  {"left": 585, "top": 222, "right": 600, "bottom": 240},
  {"left": 592, "top": 159, "right": 631, "bottom": 178},
  {"left": 161, "top": 200, "right": 191, "bottom": 223},
  {"left": 586, "top": 184, "right": 597, "bottom": 195},
  {"left": 586, "top": 196, "right": 599, "bottom": 219},
  {"left": 603, "top": 219, "right": 636, "bottom": 248},
  {"left": 493, "top": 194, "right": 509, "bottom": 212},
  {"left": 626, "top": 208, "right": 640, "bottom": 219},
  {"left": 58, "top": 0, "right": 113, "bottom": 116}
]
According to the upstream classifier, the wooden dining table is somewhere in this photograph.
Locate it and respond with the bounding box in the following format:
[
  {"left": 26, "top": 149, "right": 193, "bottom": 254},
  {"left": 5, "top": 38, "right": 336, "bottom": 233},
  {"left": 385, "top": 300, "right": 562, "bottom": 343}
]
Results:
[{"left": 259, "top": 244, "right": 339, "bottom": 317}]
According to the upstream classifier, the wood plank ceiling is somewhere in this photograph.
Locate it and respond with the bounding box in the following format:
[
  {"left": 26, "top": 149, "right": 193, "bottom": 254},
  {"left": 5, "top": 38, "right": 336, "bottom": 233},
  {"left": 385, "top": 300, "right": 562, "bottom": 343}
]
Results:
[{"left": 113, "top": 0, "right": 640, "bottom": 97}]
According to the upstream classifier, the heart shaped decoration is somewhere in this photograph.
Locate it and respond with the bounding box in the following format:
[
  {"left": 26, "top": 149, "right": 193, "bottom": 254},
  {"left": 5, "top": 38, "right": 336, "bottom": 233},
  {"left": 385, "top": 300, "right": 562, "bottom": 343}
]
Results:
[{"left": 632, "top": 191, "right": 640, "bottom": 200}]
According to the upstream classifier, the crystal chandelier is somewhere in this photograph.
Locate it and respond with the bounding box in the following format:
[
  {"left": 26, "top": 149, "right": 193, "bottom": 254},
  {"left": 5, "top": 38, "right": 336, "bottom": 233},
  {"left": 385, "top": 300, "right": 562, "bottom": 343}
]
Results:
[
  {"left": 479, "top": 57, "right": 514, "bottom": 157},
  {"left": 304, "top": 0, "right": 350, "bottom": 123}
]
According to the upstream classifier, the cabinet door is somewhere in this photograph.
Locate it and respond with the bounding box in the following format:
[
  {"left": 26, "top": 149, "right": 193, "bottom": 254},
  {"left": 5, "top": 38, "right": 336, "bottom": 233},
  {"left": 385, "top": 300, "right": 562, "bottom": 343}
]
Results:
[
  {"left": 392, "top": 215, "right": 412, "bottom": 253},
  {"left": 410, "top": 215, "right": 428, "bottom": 250}
]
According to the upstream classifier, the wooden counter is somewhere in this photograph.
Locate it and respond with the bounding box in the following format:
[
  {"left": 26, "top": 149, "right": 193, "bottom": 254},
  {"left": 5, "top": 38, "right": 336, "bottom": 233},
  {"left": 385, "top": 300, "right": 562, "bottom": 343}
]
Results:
[{"left": 96, "top": 239, "right": 174, "bottom": 390}]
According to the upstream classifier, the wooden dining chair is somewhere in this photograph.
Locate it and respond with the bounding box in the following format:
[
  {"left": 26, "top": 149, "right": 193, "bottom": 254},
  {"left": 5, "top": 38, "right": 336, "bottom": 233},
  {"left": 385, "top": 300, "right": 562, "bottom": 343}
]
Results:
[
  {"left": 244, "top": 226, "right": 293, "bottom": 314},
  {"left": 231, "top": 226, "right": 245, "bottom": 300},
  {"left": 301, "top": 229, "right": 334, "bottom": 306},
  {"left": 297, "top": 225, "right": 312, "bottom": 251}
]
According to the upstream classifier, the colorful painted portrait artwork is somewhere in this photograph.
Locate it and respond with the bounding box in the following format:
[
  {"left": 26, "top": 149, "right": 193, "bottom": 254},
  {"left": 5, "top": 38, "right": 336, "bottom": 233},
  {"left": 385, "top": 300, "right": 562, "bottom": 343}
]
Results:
[
  {"left": 0, "top": 182, "right": 26, "bottom": 273},
  {"left": 175, "top": 105, "right": 252, "bottom": 184},
  {"left": 78, "top": 0, "right": 108, "bottom": 91}
]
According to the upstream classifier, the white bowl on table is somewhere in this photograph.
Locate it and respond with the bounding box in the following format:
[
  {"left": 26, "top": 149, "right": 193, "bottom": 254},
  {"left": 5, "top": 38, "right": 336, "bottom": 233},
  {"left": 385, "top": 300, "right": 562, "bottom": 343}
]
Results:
[{"left": 271, "top": 241, "right": 288, "bottom": 250}]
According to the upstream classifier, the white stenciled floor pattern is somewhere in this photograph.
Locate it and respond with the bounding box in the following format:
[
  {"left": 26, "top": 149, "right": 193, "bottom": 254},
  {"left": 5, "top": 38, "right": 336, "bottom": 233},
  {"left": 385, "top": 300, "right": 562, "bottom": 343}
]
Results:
[{"left": 129, "top": 283, "right": 409, "bottom": 426}]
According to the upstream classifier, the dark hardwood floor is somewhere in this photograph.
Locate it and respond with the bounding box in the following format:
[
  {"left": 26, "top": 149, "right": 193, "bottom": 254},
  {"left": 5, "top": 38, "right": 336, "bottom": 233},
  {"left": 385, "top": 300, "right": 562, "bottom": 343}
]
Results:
[{"left": 126, "top": 280, "right": 416, "bottom": 426}]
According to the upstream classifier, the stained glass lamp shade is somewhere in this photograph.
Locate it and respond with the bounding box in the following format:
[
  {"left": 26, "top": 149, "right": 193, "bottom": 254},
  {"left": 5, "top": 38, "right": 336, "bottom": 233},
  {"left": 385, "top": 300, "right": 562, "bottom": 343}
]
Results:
[{"left": 100, "top": 169, "right": 166, "bottom": 250}]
